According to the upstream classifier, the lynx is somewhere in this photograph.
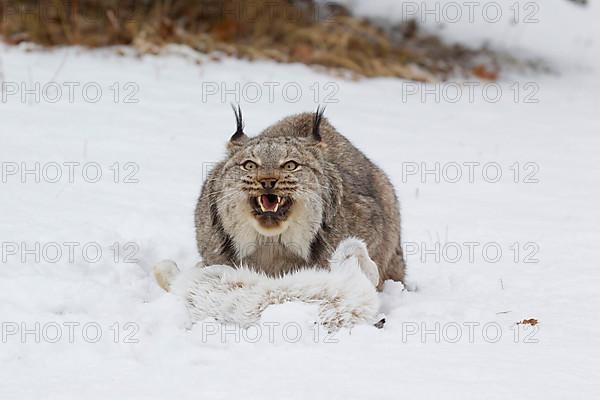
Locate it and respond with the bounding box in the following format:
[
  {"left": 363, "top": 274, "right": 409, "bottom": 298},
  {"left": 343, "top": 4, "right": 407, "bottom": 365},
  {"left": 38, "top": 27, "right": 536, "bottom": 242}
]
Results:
[{"left": 194, "top": 106, "right": 405, "bottom": 288}]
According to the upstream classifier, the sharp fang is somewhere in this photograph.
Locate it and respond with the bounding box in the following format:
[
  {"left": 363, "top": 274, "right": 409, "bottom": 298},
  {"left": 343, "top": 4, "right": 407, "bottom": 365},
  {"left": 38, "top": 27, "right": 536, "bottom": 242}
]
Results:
[{"left": 258, "top": 195, "right": 281, "bottom": 213}]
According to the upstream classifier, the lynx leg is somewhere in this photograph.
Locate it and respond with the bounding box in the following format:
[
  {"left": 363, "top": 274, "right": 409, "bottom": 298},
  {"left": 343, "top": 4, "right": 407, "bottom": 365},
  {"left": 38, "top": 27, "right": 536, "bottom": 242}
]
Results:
[{"left": 379, "top": 247, "right": 406, "bottom": 289}]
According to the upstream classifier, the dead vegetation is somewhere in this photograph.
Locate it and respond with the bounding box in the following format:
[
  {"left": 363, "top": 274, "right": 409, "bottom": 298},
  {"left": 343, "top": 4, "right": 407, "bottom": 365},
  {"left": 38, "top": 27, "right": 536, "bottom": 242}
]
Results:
[{"left": 0, "top": 0, "right": 499, "bottom": 81}]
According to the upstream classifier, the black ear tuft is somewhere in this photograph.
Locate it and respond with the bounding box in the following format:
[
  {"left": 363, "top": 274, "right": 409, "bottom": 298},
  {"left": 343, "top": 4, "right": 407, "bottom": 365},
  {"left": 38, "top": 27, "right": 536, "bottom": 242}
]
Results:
[
  {"left": 312, "top": 105, "right": 326, "bottom": 142},
  {"left": 230, "top": 103, "right": 245, "bottom": 141}
]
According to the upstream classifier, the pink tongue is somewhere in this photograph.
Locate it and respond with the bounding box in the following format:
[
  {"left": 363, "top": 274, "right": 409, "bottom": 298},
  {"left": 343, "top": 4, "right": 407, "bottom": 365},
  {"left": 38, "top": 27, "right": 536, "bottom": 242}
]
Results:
[{"left": 261, "top": 195, "right": 277, "bottom": 211}]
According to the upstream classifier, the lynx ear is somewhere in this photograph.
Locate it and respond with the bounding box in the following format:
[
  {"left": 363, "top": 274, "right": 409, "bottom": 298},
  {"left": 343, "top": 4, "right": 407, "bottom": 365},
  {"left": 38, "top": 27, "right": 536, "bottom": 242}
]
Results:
[
  {"left": 312, "top": 105, "right": 326, "bottom": 142},
  {"left": 229, "top": 104, "right": 247, "bottom": 143}
]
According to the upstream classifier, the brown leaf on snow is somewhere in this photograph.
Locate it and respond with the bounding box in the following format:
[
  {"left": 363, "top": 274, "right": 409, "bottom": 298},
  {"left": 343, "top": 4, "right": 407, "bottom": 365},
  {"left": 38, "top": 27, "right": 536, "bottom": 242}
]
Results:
[{"left": 517, "top": 318, "right": 539, "bottom": 326}]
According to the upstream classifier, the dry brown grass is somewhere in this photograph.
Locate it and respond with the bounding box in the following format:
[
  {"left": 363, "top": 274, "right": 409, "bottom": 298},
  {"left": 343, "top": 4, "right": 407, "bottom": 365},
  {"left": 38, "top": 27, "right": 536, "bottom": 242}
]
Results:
[{"left": 0, "top": 0, "right": 499, "bottom": 81}]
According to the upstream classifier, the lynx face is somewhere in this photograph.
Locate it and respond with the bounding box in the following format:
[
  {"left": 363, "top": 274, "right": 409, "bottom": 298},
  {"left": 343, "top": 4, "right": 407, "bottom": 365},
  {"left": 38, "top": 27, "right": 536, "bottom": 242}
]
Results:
[
  {"left": 207, "top": 106, "right": 331, "bottom": 261},
  {"left": 219, "top": 136, "right": 324, "bottom": 238}
]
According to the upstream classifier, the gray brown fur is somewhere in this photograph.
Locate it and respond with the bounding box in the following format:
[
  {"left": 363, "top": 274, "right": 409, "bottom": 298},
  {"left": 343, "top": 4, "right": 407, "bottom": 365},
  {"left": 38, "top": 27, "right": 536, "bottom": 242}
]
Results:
[{"left": 194, "top": 111, "right": 405, "bottom": 288}]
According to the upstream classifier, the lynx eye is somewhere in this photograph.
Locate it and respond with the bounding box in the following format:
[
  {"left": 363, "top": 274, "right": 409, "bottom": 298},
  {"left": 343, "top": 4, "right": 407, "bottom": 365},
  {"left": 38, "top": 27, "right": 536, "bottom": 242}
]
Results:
[
  {"left": 241, "top": 161, "right": 258, "bottom": 171},
  {"left": 282, "top": 161, "right": 299, "bottom": 171}
]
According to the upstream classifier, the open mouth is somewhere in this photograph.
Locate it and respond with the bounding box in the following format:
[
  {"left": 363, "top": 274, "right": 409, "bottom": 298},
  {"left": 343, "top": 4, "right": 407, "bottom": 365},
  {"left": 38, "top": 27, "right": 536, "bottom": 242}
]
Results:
[{"left": 251, "top": 194, "right": 293, "bottom": 218}]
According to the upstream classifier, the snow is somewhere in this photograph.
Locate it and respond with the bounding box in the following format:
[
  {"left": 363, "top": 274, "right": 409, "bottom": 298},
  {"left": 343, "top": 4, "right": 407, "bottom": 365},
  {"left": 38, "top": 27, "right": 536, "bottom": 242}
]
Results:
[{"left": 1, "top": 3, "right": 600, "bottom": 398}]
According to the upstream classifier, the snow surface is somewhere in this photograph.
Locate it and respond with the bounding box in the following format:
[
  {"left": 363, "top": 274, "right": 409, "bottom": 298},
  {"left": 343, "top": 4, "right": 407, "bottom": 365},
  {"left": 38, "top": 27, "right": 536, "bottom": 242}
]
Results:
[{"left": 1, "top": 3, "right": 600, "bottom": 398}]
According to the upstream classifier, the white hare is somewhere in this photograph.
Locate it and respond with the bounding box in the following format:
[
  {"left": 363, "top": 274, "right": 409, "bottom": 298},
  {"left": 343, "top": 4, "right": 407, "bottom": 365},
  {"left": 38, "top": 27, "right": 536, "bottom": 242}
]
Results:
[{"left": 153, "top": 238, "right": 383, "bottom": 330}]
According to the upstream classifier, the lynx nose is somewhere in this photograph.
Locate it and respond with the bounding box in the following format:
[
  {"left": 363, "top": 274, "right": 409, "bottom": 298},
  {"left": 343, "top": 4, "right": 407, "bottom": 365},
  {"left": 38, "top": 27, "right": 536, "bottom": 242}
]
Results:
[{"left": 260, "top": 178, "right": 278, "bottom": 190}]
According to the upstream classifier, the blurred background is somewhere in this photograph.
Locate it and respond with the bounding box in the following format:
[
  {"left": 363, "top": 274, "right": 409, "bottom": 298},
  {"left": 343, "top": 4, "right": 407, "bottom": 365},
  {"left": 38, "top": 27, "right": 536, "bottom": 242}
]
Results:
[{"left": 0, "top": 0, "right": 592, "bottom": 82}]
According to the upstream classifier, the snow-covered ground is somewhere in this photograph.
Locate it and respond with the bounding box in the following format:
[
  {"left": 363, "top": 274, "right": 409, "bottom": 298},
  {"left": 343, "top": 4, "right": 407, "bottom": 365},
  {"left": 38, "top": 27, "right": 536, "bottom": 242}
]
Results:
[{"left": 1, "top": 3, "right": 599, "bottom": 398}]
